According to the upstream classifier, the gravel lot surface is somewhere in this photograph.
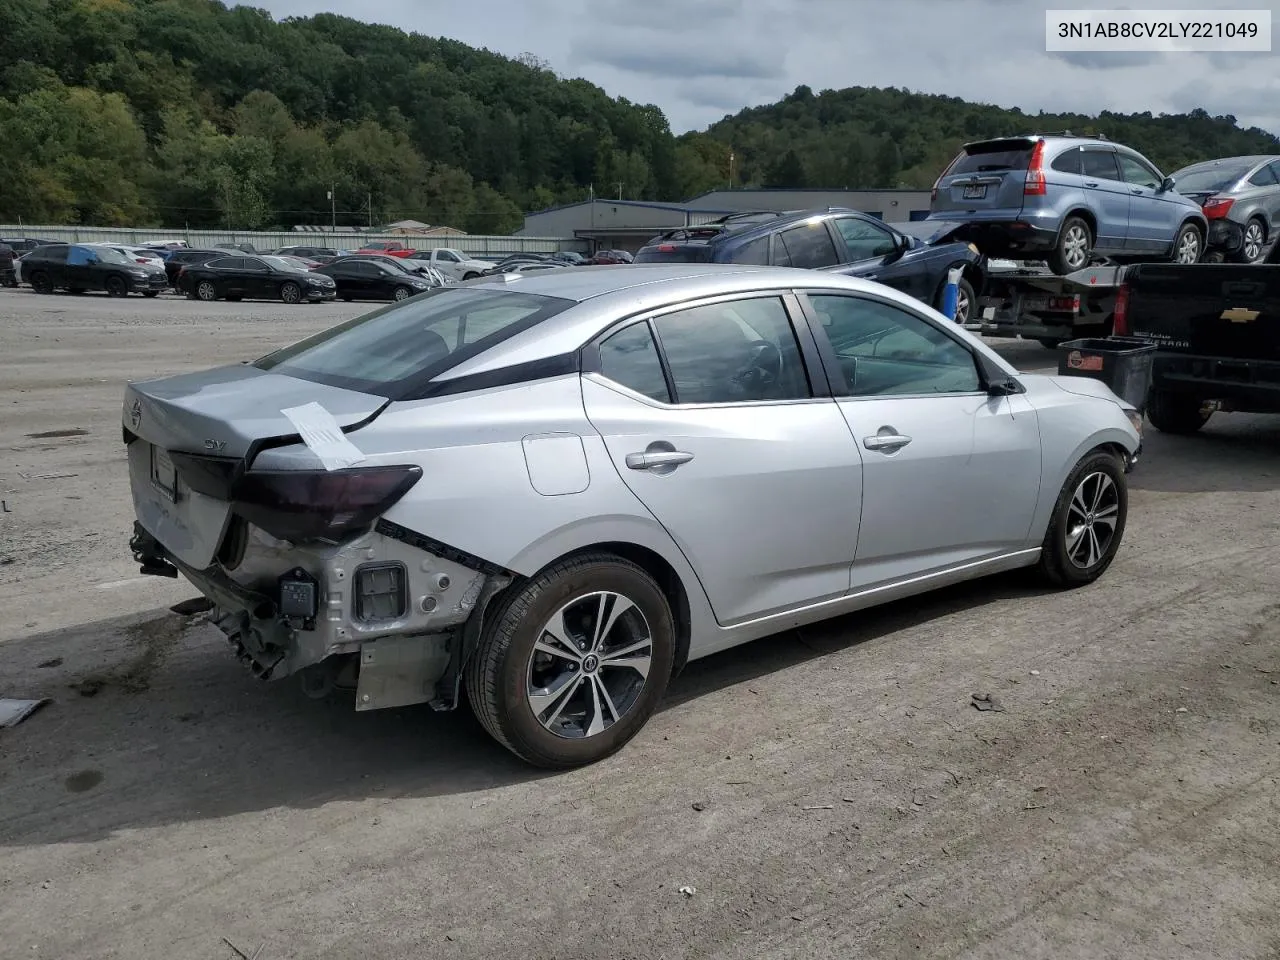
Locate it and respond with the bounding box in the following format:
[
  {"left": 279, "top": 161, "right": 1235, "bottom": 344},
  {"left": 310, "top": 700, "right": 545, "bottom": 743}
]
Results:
[{"left": 1, "top": 286, "right": 1278, "bottom": 960}]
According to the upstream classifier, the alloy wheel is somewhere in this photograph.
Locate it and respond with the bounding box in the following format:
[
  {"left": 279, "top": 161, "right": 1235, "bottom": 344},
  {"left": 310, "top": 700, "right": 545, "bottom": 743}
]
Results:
[
  {"left": 281, "top": 283, "right": 301, "bottom": 304},
  {"left": 1244, "top": 221, "right": 1264, "bottom": 261},
  {"left": 955, "top": 286, "right": 970, "bottom": 324},
  {"left": 1065, "top": 471, "right": 1120, "bottom": 569},
  {"left": 197, "top": 281, "right": 216, "bottom": 301},
  {"left": 394, "top": 286, "right": 410, "bottom": 301},
  {"left": 526, "top": 591, "right": 653, "bottom": 740},
  {"left": 1062, "top": 224, "right": 1089, "bottom": 269},
  {"left": 1177, "top": 228, "right": 1201, "bottom": 264}
]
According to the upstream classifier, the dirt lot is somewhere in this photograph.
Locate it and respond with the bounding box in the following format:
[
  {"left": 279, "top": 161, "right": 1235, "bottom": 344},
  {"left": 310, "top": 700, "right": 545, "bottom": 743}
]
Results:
[{"left": 1, "top": 286, "right": 1279, "bottom": 960}]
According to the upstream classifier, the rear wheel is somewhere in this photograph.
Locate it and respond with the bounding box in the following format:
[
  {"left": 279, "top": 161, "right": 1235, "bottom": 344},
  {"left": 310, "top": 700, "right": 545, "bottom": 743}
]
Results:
[
  {"left": 464, "top": 553, "right": 675, "bottom": 769},
  {"left": 105, "top": 275, "right": 127, "bottom": 298},
  {"left": 935, "top": 273, "right": 976, "bottom": 324},
  {"left": 392, "top": 285, "right": 411, "bottom": 301},
  {"left": 1048, "top": 216, "right": 1092, "bottom": 275},
  {"left": 1037, "top": 449, "right": 1128, "bottom": 587},
  {"left": 1172, "top": 222, "right": 1203, "bottom": 265},
  {"left": 1233, "top": 217, "right": 1266, "bottom": 264},
  {"left": 195, "top": 280, "right": 218, "bottom": 302},
  {"left": 30, "top": 271, "right": 53, "bottom": 294},
  {"left": 1147, "top": 390, "right": 1212, "bottom": 434},
  {"left": 280, "top": 282, "right": 302, "bottom": 304}
]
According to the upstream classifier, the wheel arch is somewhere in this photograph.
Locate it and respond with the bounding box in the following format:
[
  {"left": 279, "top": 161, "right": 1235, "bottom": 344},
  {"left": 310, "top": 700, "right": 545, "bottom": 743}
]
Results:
[{"left": 1029, "top": 427, "right": 1138, "bottom": 543}]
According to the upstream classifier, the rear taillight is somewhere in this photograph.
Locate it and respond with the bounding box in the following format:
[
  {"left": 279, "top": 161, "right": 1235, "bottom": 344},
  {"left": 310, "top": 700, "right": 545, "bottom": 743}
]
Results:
[
  {"left": 135, "top": 258, "right": 148, "bottom": 264},
  {"left": 1024, "top": 140, "right": 1047, "bottom": 196},
  {"left": 1112, "top": 284, "right": 1130, "bottom": 336},
  {"left": 1202, "top": 196, "right": 1234, "bottom": 219},
  {"left": 932, "top": 150, "right": 964, "bottom": 202},
  {"left": 231, "top": 465, "right": 422, "bottom": 544},
  {"left": 658, "top": 244, "right": 675, "bottom": 252}
]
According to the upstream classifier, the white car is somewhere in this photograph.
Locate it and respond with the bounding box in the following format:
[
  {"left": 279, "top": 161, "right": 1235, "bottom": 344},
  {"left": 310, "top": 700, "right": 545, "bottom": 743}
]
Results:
[
  {"left": 90, "top": 244, "right": 168, "bottom": 272},
  {"left": 405, "top": 247, "right": 494, "bottom": 281}
]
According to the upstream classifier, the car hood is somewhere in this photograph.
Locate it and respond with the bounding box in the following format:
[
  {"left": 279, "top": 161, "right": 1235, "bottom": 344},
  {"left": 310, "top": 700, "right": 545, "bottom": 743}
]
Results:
[
  {"left": 1020, "top": 372, "right": 1128, "bottom": 408},
  {"left": 890, "top": 220, "right": 970, "bottom": 245}
]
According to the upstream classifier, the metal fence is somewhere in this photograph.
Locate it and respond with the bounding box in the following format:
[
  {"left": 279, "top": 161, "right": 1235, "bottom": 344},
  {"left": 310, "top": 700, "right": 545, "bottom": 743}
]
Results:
[{"left": 0, "top": 225, "right": 589, "bottom": 257}]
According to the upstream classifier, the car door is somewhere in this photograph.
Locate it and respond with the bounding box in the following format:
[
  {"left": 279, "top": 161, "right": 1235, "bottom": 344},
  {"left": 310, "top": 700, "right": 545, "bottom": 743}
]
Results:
[
  {"left": 1080, "top": 148, "right": 1131, "bottom": 253},
  {"left": 579, "top": 292, "right": 866, "bottom": 626},
  {"left": 797, "top": 291, "right": 1042, "bottom": 589},
  {"left": 324, "top": 262, "right": 358, "bottom": 297},
  {"left": 240, "top": 257, "right": 273, "bottom": 298},
  {"left": 1248, "top": 162, "right": 1280, "bottom": 235},
  {"left": 1116, "top": 152, "right": 1177, "bottom": 253},
  {"left": 64, "top": 245, "right": 97, "bottom": 289},
  {"left": 828, "top": 215, "right": 931, "bottom": 300}
]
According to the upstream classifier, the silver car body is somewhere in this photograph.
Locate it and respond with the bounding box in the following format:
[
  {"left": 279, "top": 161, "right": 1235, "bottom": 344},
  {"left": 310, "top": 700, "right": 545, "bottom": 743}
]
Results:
[
  {"left": 122, "top": 264, "right": 1140, "bottom": 725},
  {"left": 1171, "top": 155, "right": 1280, "bottom": 262}
]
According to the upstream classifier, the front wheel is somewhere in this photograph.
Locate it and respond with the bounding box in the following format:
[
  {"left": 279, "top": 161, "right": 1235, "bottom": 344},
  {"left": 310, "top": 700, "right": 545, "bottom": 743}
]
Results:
[
  {"left": 1172, "top": 222, "right": 1203, "bottom": 265},
  {"left": 392, "top": 285, "right": 411, "bottom": 301},
  {"left": 105, "top": 275, "right": 127, "bottom": 298},
  {"left": 464, "top": 553, "right": 676, "bottom": 769},
  {"left": 280, "top": 281, "right": 302, "bottom": 304},
  {"left": 935, "top": 273, "right": 976, "bottom": 324},
  {"left": 1048, "top": 216, "right": 1092, "bottom": 275},
  {"left": 1036, "top": 449, "right": 1128, "bottom": 588},
  {"left": 1147, "top": 390, "right": 1212, "bottom": 434}
]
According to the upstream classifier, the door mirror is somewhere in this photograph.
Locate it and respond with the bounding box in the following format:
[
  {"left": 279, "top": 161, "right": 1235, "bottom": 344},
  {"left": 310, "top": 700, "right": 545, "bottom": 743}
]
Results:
[
  {"left": 1160, "top": 175, "right": 1176, "bottom": 192},
  {"left": 977, "top": 351, "right": 1024, "bottom": 395}
]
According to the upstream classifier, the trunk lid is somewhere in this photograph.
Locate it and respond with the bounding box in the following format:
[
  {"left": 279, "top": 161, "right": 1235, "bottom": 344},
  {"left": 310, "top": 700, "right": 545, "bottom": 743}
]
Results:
[
  {"left": 932, "top": 138, "right": 1034, "bottom": 217},
  {"left": 123, "top": 364, "right": 387, "bottom": 569},
  {"left": 1126, "top": 263, "right": 1280, "bottom": 362}
]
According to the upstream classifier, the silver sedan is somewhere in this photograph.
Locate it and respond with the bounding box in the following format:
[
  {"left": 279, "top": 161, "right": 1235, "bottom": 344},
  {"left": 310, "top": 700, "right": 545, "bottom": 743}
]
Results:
[{"left": 122, "top": 264, "right": 1142, "bottom": 768}]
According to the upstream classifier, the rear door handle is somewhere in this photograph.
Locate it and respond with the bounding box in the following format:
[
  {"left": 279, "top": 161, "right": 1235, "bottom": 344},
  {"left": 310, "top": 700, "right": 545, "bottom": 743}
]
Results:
[
  {"left": 863, "top": 433, "right": 912, "bottom": 451},
  {"left": 1131, "top": 188, "right": 1144, "bottom": 194},
  {"left": 626, "top": 450, "right": 694, "bottom": 470},
  {"left": 1085, "top": 181, "right": 1099, "bottom": 188}
]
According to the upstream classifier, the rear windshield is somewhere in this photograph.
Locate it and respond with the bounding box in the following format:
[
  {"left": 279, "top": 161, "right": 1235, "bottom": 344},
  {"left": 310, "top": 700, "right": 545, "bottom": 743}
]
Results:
[
  {"left": 1173, "top": 162, "right": 1254, "bottom": 193},
  {"left": 254, "top": 286, "right": 575, "bottom": 397},
  {"left": 633, "top": 243, "right": 713, "bottom": 264},
  {"left": 949, "top": 140, "right": 1034, "bottom": 175}
]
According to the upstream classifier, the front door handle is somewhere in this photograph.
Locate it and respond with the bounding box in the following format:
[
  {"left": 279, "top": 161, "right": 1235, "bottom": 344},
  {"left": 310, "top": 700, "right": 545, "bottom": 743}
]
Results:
[
  {"left": 1085, "top": 181, "right": 1099, "bottom": 188},
  {"left": 626, "top": 449, "right": 694, "bottom": 470},
  {"left": 863, "top": 433, "right": 912, "bottom": 451},
  {"left": 1131, "top": 187, "right": 1145, "bottom": 194}
]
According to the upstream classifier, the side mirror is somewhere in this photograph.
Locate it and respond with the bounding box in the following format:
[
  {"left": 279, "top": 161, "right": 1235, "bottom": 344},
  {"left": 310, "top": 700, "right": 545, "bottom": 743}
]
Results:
[
  {"left": 977, "top": 352, "right": 1024, "bottom": 396},
  {"left": 1160, "top": 176, "right": 1176, "bottom": 192}
]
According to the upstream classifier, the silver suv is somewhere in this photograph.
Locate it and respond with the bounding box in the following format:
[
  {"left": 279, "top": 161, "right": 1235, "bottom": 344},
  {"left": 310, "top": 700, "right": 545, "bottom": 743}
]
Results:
[{"left": 928, "top": 133, "right": 1208, "bottom": 275}]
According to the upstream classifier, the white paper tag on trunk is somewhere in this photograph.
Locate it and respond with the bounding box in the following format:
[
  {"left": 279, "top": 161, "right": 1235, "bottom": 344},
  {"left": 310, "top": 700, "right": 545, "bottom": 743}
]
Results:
[{"left": 281, "top": 401, "right": 367, "bottom": 471}]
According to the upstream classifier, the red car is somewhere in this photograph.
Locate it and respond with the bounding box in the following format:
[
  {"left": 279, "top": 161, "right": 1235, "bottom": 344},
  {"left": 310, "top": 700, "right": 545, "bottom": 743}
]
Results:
[
  {"left": 354, "top": 240, "right": 415, "bottom": 258},
  {"left": 586, "top": 249, "right": 634, "bottom": 265}
]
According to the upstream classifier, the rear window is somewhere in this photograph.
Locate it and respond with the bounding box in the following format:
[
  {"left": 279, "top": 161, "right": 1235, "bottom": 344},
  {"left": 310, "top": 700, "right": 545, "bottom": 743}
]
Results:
[
  {"left": 949, "top": 139, "right": 1034, "bottom": 175},
  {"left": 1173, "top": 162, "right": 1254, "bottom": 193},
  {"left": 254, "top": 287, "right": 575, "bottom": 397},
  {"left": 633, "top": 243, "right": 713, "bottom": 263}
]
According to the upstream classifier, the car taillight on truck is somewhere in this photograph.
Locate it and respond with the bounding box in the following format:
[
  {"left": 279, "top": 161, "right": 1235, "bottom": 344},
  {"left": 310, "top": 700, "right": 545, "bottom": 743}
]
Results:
[
  {"left": 1112, "top": 283, "right": 1130, "bottom": 336},
  {"left": 1024, "top": 140, "right": 1047, "bottom": 196},
  {"left": 1201, "top": 197, "right": 1235, "bottom": 219}
]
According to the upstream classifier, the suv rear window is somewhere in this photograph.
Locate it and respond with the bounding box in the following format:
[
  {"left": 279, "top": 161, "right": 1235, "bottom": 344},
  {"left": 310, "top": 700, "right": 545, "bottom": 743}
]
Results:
[
  {"left": 949, "top": 139, "right": 1034, "bottom": 175},
  {"left": 633, "top": 243, "right": 713, "bottom": 263},
  {"left": 254, "top": 287, "right": 575, "bottom": 397}
]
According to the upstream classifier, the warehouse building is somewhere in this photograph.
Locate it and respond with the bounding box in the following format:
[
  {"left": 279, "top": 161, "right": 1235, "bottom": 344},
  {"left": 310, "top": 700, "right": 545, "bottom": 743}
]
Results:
[{"left": 515, "top": 189, "right": 933, "bottom": 252}]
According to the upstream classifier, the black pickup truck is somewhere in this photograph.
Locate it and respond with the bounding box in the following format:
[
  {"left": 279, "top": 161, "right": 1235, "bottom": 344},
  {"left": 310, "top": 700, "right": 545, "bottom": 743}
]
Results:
[{"left": 1116, "top": 251, "right": 1280, "bottom": 433}]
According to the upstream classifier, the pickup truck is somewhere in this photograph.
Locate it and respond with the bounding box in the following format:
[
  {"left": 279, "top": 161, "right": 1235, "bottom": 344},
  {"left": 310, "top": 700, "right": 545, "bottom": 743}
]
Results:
[
  {"left": 401, "top": 247, "right": 493, "bottom": 281},
  {"left": 355, "top": 240, "right": 416, "bottom": 258},
  {"left": 1116, "top": 249, "right": 1280, "bottom": 433}
]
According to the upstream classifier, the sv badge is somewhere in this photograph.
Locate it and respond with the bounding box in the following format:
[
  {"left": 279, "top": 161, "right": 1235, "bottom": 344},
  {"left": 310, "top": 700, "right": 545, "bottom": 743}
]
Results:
[{"left": 203, "top": 439, "right": 228, "bottom": 454}]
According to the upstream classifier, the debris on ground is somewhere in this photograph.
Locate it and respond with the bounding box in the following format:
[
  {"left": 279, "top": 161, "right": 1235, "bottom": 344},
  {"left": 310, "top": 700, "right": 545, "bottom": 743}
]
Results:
[
  {"left": 691, "top": 801, "right": 707, "bottom": 811},
  {"left": 678, "top": 885, "right": 696, "bottom": 898},
  {"left": 170, "top": 596, "right": 216, "bottom": 616},
  {"left": 36, "top": 657, "right": 62, "bottom": 669},
  {"left": 801, "top": 804, "right": 834, "bottom": 811},
  {"left": 0, "top": 697, "right": 51, "bottom": 728},
  {"left": 971, "top": 692, "right": 1006, "bottom": 712}
]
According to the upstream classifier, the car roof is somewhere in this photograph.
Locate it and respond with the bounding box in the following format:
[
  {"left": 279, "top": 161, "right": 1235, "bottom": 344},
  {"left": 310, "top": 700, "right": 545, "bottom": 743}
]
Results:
[
  {"left": 641, "top": 208, "right": 879, "bottom": 252},
  {"left": 1174, "top": 154, "right": 1279, "bottom": 171}
]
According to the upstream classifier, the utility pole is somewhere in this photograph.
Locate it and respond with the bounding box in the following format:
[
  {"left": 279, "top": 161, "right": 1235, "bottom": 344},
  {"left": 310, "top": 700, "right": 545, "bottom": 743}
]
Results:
[
  {"left": 729, "top": 151, "right": 735, "bottom": 189},
  {"left": 367, "top": 190, "right": 372, "bottom": 229},
  {"left": 328, "top": 185, "right": 336, "bottom": 232},
  {"left": 615, "top": 182, "right": 623, "bottom": 200}
]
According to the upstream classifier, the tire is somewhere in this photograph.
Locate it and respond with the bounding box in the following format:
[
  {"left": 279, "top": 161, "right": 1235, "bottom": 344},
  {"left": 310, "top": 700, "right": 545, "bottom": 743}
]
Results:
[
  {"left": 1036, "top": 449, "right": 1128, "bottom": 588},
  {"left": 935, "top": 273, "right": 976, "bottom": 324},
  {"left": 29, "top": 271, "right": 53, "bottom": 295},
  {"left": 195, "top": 280, "right": 218, "bottom": 302},
  {"left": 1171, "top": 222, "right": 1203, "bottom": 265},
  {"left": 1036, "top": 337, "right": 1066, "bottom": 349},
  {"left": 392, "top": 285, "right": 411, "bottom": 301},
  {"left": 1147, "top": 390, "right": 1212, "bottom": 434},
  {"left": 1232, "top": 217, "right": 1266, "bottom": 264},
  {"left": 1048, "top": 216, "right": 1092, "bottom": 275},
  {"left": 280, "top": 282, "right": 302, "bottom": 304},
  {"left": 341, "top": 295, "right": 353, "bottom": 302},
  {"left": 462, "top": 271, "right": 478, "bottom": 281},
  {"left": 142, "top": 290, "right": 159, "bottom": 298},
  {"left": 105, "top": 275, "right": 127, "bottom": 298},
  {"left": 464, "top": 553, "right": 676, "bottom": 769},
  {"left": 68, "top": 288, "right": 85, "bottom": 295}
]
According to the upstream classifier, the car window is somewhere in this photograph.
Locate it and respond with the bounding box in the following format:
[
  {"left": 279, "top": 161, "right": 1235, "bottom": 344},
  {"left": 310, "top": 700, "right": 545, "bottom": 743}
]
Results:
[
  {"left": 1117, "top": 154, "right": 1161, "bottom": 189},
  {"left": 1248, "top": 164, "right": 1279, "bottom": 187},
  {"left": 435, "top": 250, "right": 460, "bottom": 262},
  {"left": 68, "top": 246, "right": 101, "bottom": 266},
  {"left": 773, "top": 223, "right": 840, "bottom": 269},
  {"left": 1268, "top": 161, "right": 1280, "bottom": 183},
  {"left": 36, "top": 245, "right": 70, "bottom": 262},
  {"left": 1081, "top": 149, "right": 1122, "bottom": 181},
  {"left": 597, "top": 322, "right": 671, "bottom": 402},
  {"left": 1050, "top": 148, "right": 1082, "bottom": 175},
  {"left": 809, "top": 295, "right": 980, "bottom": 396},
  {"left": 948, "top": 143, "right": 1033, "bottom": 175},
  {"left": 650, "top": 296, "right": 811, "bottom": 404},
  {"left": 208, "top": 257, "right": 241, "bottom": 269},
  {"left": 833, "top": 217, "right": 898, "bottom": 261},
  {"left": 728, "top": 235, "right": 770, "bottom": 265}
]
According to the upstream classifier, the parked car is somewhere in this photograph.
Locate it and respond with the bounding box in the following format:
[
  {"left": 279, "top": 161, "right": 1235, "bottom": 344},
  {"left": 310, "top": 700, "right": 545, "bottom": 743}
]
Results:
[
  {"left": 215, "top": 241, "right": 261, "bottom": 255},
  {"left": 273, "top": 245, "right": 340, "bottom": 264},
  {"left": 275, "top": 254, "right": 321, "bottom": 270},
  {"left": 354, "top": 240, "right": 416, "bottom": 257},
  {"left": 587, "top": 249, "right": 634, "bottom": 265},
  {"left": 329, "top": 253, "right": 443, "bottom": 281},
  {"left": 634, "top": 208, "right": 986, "bottom": 324},
  {"left": 1168, "top": 155, "right": 1280, "bottom": 263},
  {"left": 23, "top": 243, "right": 168, "bottom": 297},
  {"left": 927, "top": 133, "right": 1208, "bottom": 275},
  {"left": 142, "top": 239, "right": 189, "bottom": 250},
  {"left": 162, "top": 249, "right": 228, "bottom": 287},
  {"left": 0, "top": 243, "right": 15, "bottom": 287},
  {"left": 178, "top": 254, "right": 336, "bottom": 303},
  {"left": 550, "top": 251, "right": 587, "bottom": 265},
  {"left": 88, "top": 243, "right": 168, "bottom": 273},
  {"left": 403, "top": 247, "right": 492, "bottom": 280},
  {"left": 123, "top": 263, "right": 1140, "bottom": 768},
  {"left": 312, "top": 258, "right": 435, "bottom": 301},
  {"left": 1, "top": 236, "right": 60, "bottom": 256}
]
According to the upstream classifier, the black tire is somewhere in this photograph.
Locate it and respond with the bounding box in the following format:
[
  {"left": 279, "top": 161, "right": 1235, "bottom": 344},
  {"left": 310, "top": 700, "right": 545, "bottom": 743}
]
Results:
[
  {"left": 280, "top": 281, "right": 302, "bottom": 304},
  {"left": 462, "top": 271, "right": 479, "bottom": 281},
  {"left": 105, "top": 275, "right": 127, "bottom": 298},
  {"left": 29, "top": 271, "right": 53, "bottom": 294},
  {"left": 341, "top": 294, "right": 353, "bottom": 302},
  {"left": 1231, "top": 217, "right": 1266, "bottom": 264},
  {"left": 68, "top": 288, "right": 85, "bottom": 295},
  {"left": 1171, "top": 221, "right": 1203, "bottom": 265},
  {"left": 1036, "top": 337, "right": 1066, "bottom": 349},
  {"left": 392, "top": 285, "right": 411, "bottom": 301},
  {"left": 1036, "top": 449, "right": 1128, "bottom": 588},
  {"left": 195, "top": 280, "right": 218, "bottom": 302},
  {"left": 142, "top": 290, "right": 159, "bottom": 298},
  {"left": 464, "top": 553, "right": 676, "bottom": 769},
  {"left": 1047, "top": 216, "right": 1092, "bottom": 275},
  {"left": 1147, "top": 390, "right": 1212, "bottom": 434}
]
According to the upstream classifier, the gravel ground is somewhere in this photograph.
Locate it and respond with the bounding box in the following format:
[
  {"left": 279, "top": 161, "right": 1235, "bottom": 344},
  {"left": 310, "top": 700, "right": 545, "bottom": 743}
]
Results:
[{"left": 1, "top": 286, "right": 1279, "bottom": 960}]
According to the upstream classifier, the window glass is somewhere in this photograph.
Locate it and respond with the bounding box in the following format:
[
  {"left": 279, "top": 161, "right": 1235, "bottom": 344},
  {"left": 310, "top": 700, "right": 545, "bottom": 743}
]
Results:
[
  {"left": 68, "top": 246, "right": 97, "bottom": 266},
  {"left": 1117, "top": 155, "right": 1160, "bottom": 189},
  {"left": 651, "top": 297, "right": 811, "bottom": 403},
  {"left": 598, "top": 322, "right": 670, "bottom": 402},
  {"left": 1248, "top": 164, "right": 1278, "bottom": 187},
  {"left": 726, "top": 235, "right": 769, "bottom": 265},
  {"left": 833, "top": 217, "right": 898, "bottom": 261},
  {"left": 809, "top": 295, "right": 980, "bottom": 396},
  {"left": 1081, "top": 150, "right": 1121, "bottom": 181},
  {"left": 773, "top": 223, "right": 840, "bottom": 268},
  {"left": 35, "top": 245, "right": 69, "bottom": 262},
  {"left": 436, "top": 249, "right": 461, "bottom": 262},
  {"left": 1050, "top": 148, "right": 1082, "bottom": 175}
]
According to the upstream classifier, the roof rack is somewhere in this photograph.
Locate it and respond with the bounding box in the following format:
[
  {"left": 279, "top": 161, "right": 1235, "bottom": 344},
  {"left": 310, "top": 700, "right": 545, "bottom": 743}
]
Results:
[{"left": 1031, "top": 130, "right": 1109, "bottom": 141}]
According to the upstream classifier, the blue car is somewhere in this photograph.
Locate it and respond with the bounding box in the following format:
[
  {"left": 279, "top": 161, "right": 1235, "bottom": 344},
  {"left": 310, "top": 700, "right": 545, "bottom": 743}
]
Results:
[
  {"left": 633, "top": 209, "right": 986, "bottom": 324},
  {"left": 927, "top": 133, "right": 1208, "bottom": 275}
]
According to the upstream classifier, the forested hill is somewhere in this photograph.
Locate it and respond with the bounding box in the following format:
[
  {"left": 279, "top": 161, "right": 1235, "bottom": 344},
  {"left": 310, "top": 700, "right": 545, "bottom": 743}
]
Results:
[
  {"left": 673, "top": 85, "right": 1280, "bottom": 196},
  {"left": 0, "top": 0, "right": 680, "bottom": 231}
]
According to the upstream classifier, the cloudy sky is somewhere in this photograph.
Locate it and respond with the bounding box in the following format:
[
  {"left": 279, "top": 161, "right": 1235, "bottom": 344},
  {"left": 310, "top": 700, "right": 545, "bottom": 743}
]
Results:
[{"left": 245, "top": 0, "right": 1280, "bottom": 136}]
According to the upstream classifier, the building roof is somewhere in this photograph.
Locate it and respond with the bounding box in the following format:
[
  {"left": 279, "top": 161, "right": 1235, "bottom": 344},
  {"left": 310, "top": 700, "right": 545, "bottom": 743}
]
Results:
[{"left": 524, "top": 198, "right": 738, "bottom": 219}]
